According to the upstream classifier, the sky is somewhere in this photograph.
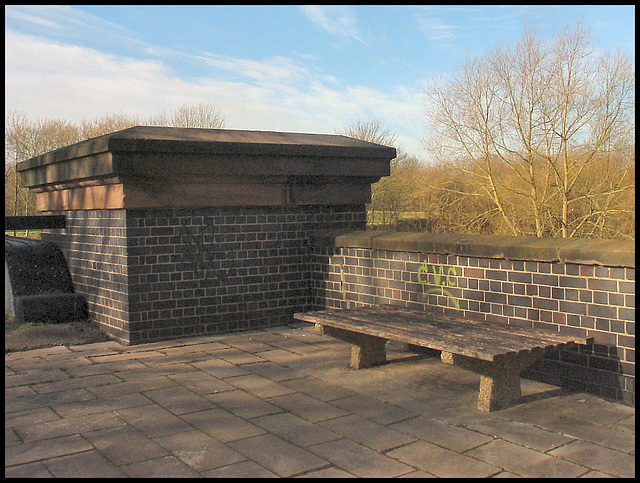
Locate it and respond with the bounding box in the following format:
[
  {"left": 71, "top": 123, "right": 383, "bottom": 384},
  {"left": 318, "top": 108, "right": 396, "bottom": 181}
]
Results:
[{"left": 4, "top": 5, "right": 636, "bottom": 159}]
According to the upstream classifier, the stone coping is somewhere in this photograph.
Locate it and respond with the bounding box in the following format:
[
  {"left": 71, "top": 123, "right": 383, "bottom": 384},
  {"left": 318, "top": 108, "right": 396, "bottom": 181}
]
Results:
[
  {"left": 311, "top": 229, "right": 635, "bottom": 268},
  {"left": 17, "top": 127, "right": 396, "bottom": 210},
  {"left": 17, "top": 126, "right": 396, "bottom": 172}
]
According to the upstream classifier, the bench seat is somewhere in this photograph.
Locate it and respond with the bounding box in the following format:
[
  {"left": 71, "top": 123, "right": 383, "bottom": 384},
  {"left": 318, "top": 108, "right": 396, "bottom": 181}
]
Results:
[{"left": 294, "top": 305, "right": 593, "bottom": 411}]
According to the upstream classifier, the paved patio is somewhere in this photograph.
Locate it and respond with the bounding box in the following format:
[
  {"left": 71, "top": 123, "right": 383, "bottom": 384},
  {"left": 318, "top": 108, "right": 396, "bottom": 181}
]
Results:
[{"left": 5, "top": 322, "right": 635, "bottom": 478}]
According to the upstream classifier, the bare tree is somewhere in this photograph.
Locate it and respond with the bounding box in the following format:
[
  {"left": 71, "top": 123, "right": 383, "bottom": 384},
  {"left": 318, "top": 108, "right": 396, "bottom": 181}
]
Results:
[
  {"left": 336, "top": 120, "right": 405, "bottom": 225},
  {"left": 5, "top": 111, "right": 84, "bottom": 217},
  {"left": 80, "top": 113, "right": 139, "bottom": 139},
  {"left": 337, "top": 119, "right": 396, "bottom": 146},
  {"left": 424, "top": 21, "right": 635, "bottom": 238},
  {"left": 150, "top": 101, "right": 227, "bottom": 129},
  {"left": 5, "top": 111, "right": 82, "bottom": 163}
]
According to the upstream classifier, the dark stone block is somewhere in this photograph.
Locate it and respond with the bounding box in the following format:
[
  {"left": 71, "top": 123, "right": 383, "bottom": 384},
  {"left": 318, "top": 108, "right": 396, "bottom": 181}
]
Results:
[{"left": 14, "top": 293, "right": 88, "bottom": 324}]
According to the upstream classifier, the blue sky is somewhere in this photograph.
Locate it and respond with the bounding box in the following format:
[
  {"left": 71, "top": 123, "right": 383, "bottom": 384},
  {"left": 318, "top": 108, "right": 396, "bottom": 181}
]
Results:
[{"left": 5, "top": 5, "right": 635, "bottom": 158}]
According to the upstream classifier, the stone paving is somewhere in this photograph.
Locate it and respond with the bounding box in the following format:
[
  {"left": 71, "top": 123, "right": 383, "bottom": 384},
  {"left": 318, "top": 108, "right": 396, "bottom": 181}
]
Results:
[{"left": 5, "top": 323, "right": 635, "bottom": 478}]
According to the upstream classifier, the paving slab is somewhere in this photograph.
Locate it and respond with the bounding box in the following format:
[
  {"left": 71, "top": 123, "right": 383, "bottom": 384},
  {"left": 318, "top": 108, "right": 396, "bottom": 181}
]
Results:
[
  {"left": 142, "top": 385, "right": 214, "bottom": 415},
  {"left": 5, "top": 367, "right": 68, "bottom": 388},
  {"left": 319, "top": 414, "right": 417, "bottom": 452},
  {"left": 548, "top": 440, "right": 636, "bottom": 478},
  {"left": 86, "top": 374, "right": 176, "bottom": 398},
  {"left": 114, "top": 404, "right": 193, "bottom": 438},
  {"left": 5, "top": 434, "right": 93, "bottom": 467},
  {"left": 461, "top": 416, "right": 575, "bottom": 452},
  {"left": 152, "top": 429, "right": 246, "bottom": 471},
  {"left": 81, "top": 425, "right": 169, "bottom": 466},
  {"left": 225, "top": 373, "right": 298, "bottom": 398},
  {"left": 228, "top": 434, "right": 328, "bottom": 477},
  {"left": 180, "top": 407, "right": 266, "bottom": 443},
  {"left": 388, "top": 415, "right": 494, "bottom": 453},
  {"left": 201, "top": 460, "right": 279, "bottom": 478},
  {"left": 5, "top": 323, "right": 635, "bottom": 478},
  {"left": 5, "top": 461, "right": 55, "bottom": 478},
  {"left": 329, "top": 393, "right": 417, "bottom": 425},
  {"left": 118, "top": 455, "right": 202, "bottom": 478},
  {"left": 465, "top": 439, "right": 587, "bottom": 478},
  {"left": 5, "top": 387, "right": 96, "bottom": 414},
  {"left": 298, "top": 466, "right": 360, "bottom": 478},
  {"left": 14, "top": 411, "right": 126, "bottom": 443},
  {"left": 41, "top": 450, "right": 127, "bottom": 478},
  {"left": 167, "top": 370, "right": 235, "bottom": 395},
  {"left": 251, "top": 412, "right": 342, "bottom": 447},
  {"left": 190, "top": 356, "right": 251, "bottom": 378},
  {"left": 266, "top": 392, "right": 351, "bottom": 423},
  {"left": 50, "top": 392, "right": 150, "bottom": 419},
  {"left": 387, "top": 440, "right": 501, "bottom": 478},
  {"left": 205, "top": 389, "right": 282, "bottom": 419},
  {"left": 309, "top": 438, "right": 414, "bottom": 478},
  {"left": 5, "top": 406, "right": 60, "bottom": 429},
  {"left": 238, "top": 360, "right": 301, "bottom": 382},
  {"left": 279, "top": 374, "right": 356, "bottom": 401}
]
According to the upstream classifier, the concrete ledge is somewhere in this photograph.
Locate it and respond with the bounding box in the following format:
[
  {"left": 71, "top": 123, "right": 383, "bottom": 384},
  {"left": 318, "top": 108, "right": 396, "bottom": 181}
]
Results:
[
  {"left": 312, "top": 230, "right": 635, "bottom": 268},
  {"left": 558, "top": 238, "right": 636, "bottom": 267}
]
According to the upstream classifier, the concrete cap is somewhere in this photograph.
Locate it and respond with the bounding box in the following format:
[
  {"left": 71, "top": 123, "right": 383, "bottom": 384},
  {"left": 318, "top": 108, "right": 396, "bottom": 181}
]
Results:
[{"left": 314, "top": 230, "right": 635, "bottom": 268}]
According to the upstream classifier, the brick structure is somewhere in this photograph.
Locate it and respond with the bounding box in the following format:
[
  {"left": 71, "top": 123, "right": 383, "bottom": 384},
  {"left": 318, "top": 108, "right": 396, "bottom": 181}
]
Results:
[
  {"left": 17, "top": 126, "right": 634, "bottom": 405},
  {"left": 17, "top": 126, "right": 394, "bottom": 344},
  {"left": 310, "top": 231, "right": 635, "bottom": 405}
]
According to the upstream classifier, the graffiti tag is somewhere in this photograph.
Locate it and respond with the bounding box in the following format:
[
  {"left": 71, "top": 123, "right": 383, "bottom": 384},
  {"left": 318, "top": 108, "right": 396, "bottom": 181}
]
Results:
[
  {"left": 417, "top": 261, "right": 460, "bottom": 309},
  {"left": 178, "top": 224, "right": 233, "bottom": 284}
]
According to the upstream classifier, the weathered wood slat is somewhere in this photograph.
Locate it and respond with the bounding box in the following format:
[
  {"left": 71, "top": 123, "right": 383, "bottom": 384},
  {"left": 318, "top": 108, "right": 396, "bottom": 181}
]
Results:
[
  {"left": 358, "top": 305, "right": 580, "bottom": 340},
  {"left": 344, "top": 305, "right": 588, "bottom": 346},
  {"left": 299, "top": 306, "right": 590, "bottom": 347},
  {"left": 297, "top": 311, "right": 510, "bottom": 361},
  {"left": 352, "top": 306, "right": 588, "bottom": 354},
  {"left": 343, "top": 309, "right": 553, "bottom": 351},
  {"left": 294, "top": 306, "right": 591, "bottom": 362}
]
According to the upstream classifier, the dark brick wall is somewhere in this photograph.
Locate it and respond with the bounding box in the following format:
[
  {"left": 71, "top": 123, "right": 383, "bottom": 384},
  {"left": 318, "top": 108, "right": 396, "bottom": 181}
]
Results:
[
  {"left": 310, "top": 246, "right": 635, "bottom": 405},
  {"left": 44, "top": 205, "right": 366, "bottom": 345},
  {"left": 43, "top": 210, "right": 130, "bottom": 341}
]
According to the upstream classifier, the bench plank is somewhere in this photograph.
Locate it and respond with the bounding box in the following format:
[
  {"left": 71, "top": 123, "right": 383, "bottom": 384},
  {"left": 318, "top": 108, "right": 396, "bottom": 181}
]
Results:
[
  {"left": 356, "top": 306, "right": 589, "bottom": 356},
  {"left": 295, "top": 306, "right": 590, "bottom": 362}
]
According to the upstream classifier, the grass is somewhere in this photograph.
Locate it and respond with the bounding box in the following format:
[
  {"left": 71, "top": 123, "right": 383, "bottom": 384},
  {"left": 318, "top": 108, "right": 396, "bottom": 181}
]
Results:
[{"left": 4, "top": 230, "right": 43, "bottom": 239}]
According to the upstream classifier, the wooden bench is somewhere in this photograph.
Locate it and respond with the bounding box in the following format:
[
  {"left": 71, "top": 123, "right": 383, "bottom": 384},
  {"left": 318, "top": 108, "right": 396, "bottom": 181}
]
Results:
[{"left": 293, "top": 305, "right": 593, "bottom": 412}]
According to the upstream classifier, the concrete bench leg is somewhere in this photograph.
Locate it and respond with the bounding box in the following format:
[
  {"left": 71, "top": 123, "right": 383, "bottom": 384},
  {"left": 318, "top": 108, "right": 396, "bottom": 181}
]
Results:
[
  {"left": 441, "top": 349, "right": 545, "bottom": 412},
  {"left": 315, "top": 324, "right": 387, "bottom": 369}
]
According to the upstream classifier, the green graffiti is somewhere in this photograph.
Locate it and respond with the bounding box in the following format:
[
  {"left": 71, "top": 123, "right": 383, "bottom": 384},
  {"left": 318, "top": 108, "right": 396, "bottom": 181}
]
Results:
[{"left": 417, "top": 261, "right": 460, "bottom": 309}]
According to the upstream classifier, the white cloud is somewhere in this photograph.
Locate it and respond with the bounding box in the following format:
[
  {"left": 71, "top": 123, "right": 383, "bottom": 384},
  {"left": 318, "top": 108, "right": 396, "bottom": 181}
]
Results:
[
  {"left": 5, "top": 29, "right": 426, "bottom": 155},
  {"left": 5, "top": 9, "right": 61, "bottom": 30},
  {"left": 5, "top": 30, "right": 176, "bottom": 120},
  {"left": 6, "top": 5, "right": 146, "bottom": 47},
  {"left": 414, "top": 16, "right": 466, "bottom": 42},
  {"left": 300, "top": 6, "right": 362, "bottom": 42},
  {"left": 198, "top": 53, "right": 312, "bottom": 84}
]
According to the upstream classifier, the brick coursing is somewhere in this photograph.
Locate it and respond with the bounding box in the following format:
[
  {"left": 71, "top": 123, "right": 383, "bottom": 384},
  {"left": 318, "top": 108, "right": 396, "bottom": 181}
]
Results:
[
  {"left": 43, "top": 205, "right": 366, "bottom": 345},
  {"left": 43, "top": 210, "right": 130, "bottom": 341},
  {"left": 310, "top": 248, "right": 635, "bottom": 405}
]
